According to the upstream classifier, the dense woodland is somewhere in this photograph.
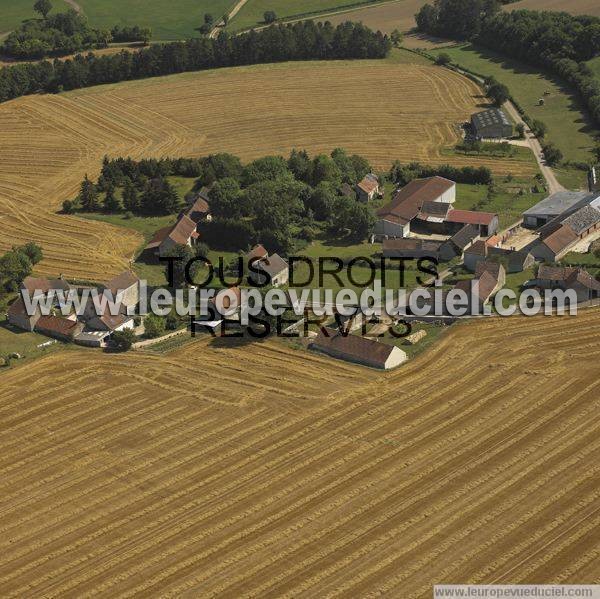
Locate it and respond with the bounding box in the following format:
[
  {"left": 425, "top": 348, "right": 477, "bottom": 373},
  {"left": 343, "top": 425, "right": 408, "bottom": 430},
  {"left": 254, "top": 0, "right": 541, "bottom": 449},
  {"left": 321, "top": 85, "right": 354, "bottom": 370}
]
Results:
[
  {"left": 69, "top": 149, "right": 380, "bottom": 255},
  {"left": 416, "top": 0, "right": 600, "bottom": 127},
  {"left": 0, "top": 21, "right": 391, "bottom": 104}
]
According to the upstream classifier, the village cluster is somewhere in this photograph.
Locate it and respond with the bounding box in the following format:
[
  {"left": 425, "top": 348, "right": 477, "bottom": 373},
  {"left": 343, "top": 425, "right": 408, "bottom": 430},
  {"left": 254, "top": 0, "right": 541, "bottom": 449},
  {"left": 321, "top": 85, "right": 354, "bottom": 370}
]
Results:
[{"left": 5, "top": 105, "right": 600, "bottom": 369}]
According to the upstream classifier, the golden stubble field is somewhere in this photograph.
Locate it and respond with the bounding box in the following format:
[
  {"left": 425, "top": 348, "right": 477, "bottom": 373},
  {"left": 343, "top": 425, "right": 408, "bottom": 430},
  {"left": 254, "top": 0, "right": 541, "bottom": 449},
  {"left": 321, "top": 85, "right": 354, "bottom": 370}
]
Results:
[
  {"left": 0, "top": 59, "right": 535, "bottom": 281},
  {"left": 506, "top": 0, "right": 600, "bottom": 16},
  {"left": 0, "top": 310, "right": 599, "bottom": 597}
]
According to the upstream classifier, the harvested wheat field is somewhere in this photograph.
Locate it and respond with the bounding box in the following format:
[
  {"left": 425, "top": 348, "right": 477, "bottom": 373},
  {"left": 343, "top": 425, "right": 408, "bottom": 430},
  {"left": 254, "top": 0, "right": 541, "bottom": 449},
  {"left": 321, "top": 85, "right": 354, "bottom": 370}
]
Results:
[
  {"left": 0, "top": 310, "right": 599, "bottom": 596},
  {"left": 0, "top": 59, "right": 534, "bottom": 281},
  {"left": 322, "top": 0, "right": 436, "bottom": 44},
  {"left": 506, "top": 0, "right": 600, "bottom": 17}
]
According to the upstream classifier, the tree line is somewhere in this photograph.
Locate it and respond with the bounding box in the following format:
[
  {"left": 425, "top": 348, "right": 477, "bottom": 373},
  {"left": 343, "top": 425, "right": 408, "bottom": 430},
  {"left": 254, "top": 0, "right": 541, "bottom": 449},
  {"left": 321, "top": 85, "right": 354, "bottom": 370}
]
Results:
[
  {"left": 389, "top": 161, "right": 492, "bottom": 186},
  {"left": 3, "top": 4, "right": 150, "bottom": 60},
  {"left": 415, "top": 0, "right": 600, "bottom": 127},
  {"left": 0, "top": 21, "right": 391, "bottom": 104}
]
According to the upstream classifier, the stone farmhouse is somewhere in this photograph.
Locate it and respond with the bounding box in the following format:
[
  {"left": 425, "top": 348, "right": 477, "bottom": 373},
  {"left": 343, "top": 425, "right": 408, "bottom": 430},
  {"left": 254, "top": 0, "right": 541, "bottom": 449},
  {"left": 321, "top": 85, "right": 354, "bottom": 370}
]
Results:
[{"left": 142, "top": 191, "right": 213, "bottom": 261}]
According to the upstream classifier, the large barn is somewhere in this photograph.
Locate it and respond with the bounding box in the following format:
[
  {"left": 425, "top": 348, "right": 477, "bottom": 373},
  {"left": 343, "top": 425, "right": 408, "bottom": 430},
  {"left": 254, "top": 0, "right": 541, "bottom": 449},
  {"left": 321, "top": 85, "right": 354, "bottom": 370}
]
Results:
[{"left": 471, "top": 108, "right": 513, "bottom": 139}]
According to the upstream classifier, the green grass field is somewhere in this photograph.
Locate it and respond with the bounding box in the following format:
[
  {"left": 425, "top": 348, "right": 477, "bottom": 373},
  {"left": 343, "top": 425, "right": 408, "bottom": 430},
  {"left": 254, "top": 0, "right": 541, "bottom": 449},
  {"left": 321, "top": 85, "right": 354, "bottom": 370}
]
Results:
[
  {"left": 74, "top": 0, "right": 236, "bottom": 40},
  {"left": 0, "top": 322, "right": 65, "bottom": 363},
  {"left": 0, "top": 0, "right": 69, "bottom": 32},
  {"left": 228, "top": 0, "right": 378, "bottom": 30},
  {"left": 455, "top": 180, "right": 545, "bottom": 230},
  {"left": 429, "top": 44, "right": 598, "bottom": 164}
]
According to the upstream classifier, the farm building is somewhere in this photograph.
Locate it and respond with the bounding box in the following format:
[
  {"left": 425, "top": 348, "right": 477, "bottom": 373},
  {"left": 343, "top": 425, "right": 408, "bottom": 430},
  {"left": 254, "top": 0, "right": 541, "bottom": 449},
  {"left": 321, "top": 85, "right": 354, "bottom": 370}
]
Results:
[
  {"left": 529, "top": 265, "right": 600, "bottom": 303},
  {"left": 186, "top": 196, "right": 211, "bottom": 224},
  {"left": 471, "top": 108, "right": 513, "bottom": 139},
  {"left": 73, "top": 330, "right": 112, "bottom": 348},
  {"left": 453, "top": 270, "right": 501, "bottom": 309},
  {"left": 311, "top": 329, "right": 407, "bottom": 370},
  {"left": 531, "top": 198, "right": 600, "bottom": 262},
  {"left": 86, "top": 312, "right": 135, "bottom": 334},
  {"left": 475, "top": 261, "right": 506, "bottom": 289},
  {"left": 6, "top": 297, "right": 41, "bottom": 332},
  {"left": 507, "top": 251, "right": 535, "bottom": 274},
  {"left": 531, "top": 226, "right": 579, "bottom": 262},
  {"left": 382, "top": 238, "right": 441, "bottom": 260},
  {"left": 375, "top": 176, "right": 456, "bottom": 239},
  {"left": 35, "top": 315, "right": 84, "bottom": 342},
  {"left": 375, "top": 176, "right": 497, "bottom": 239},
  {"left": 523, "top": 191, "right": 590, "bottom": 229},
  {"left": 355, "top": 173, "right": 381, "bottom": 202},
  {"left": 439, "top": 224, "right": 480, "bottom": 261},
  {"left": 245, "top": 245, "right": 289, "bottom": 287},
  {"left": 7, "top": 276, "right": 73, "bottom": 332},
  {"left": 21, "top": 276, "right": 70, "bottom": 299},
  {"left": 102, "top": 271, "right": 140, "bottom": 310},
  {"left": 142, "top": 214, "right": 199, "bottom": 260},
  {"left": 444, "top": 209, "right": 499, "bottom": 237},
  {"left": 463, "top": 240, "right": 490, "bottom": 272}
]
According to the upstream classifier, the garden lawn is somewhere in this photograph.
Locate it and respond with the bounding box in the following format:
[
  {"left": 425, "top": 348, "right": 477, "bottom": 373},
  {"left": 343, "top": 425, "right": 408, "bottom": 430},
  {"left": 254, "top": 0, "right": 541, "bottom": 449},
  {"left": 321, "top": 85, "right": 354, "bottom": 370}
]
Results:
[
  {"left": 430, "top": 44, "right": 598, "bottom": 164},
  {"left": 455, "top": 180, "right": 545, "bottom": 230},
  {"left": 0, "top": 322, "right": 65, "bottom": 362}
]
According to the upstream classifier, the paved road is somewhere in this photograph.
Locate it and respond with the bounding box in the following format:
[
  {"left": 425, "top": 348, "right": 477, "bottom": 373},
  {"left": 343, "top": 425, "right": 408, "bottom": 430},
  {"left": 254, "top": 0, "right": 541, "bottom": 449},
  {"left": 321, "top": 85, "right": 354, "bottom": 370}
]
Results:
[
  {"left": 210, "top": 0, "right": 250, "bottom": 38},
  {"left": 503, "top": 100, "right": 565, "bottom": 195}
]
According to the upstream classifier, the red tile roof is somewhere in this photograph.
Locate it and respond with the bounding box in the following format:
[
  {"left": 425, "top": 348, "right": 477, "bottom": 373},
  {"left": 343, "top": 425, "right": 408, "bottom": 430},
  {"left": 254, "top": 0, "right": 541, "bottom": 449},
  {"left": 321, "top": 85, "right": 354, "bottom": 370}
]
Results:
[
  {"left": 312, "top": 329, "right": 398, "bottom": 368},
  {"left": 145, "top": 225, "right": 172, "bottom": 250},
  {"left": 542, "top": 225, "right": 578, "bottom": 255},
  {"left": 246, "top": 245, "right": 269, "bottom": 262},
  {"left": 377, "top": 177, "right": 455, "bottom": 224},
  {"left": 35, "top": 315, "right": 82, "bottom": 339},
  {"left": 475, "top": 261, "right": 503, "bottom": 279},
  {"left": 357, "top": 176, "right": 379, "bottom": 195},
  {"left": 105, "top": 271, "right": 139, "bottom": 295},
  {"left": 168, "top": 214, "right": 198, "bottom": 245},
  {"left": 22, "top": 277, "right": 70, "bottom": 296},
  {"left": 464, "top": 240, "right": 488, "bottom": 256},
  {"left": 446, "top": 209, "right": 497, "bottom": 226}
]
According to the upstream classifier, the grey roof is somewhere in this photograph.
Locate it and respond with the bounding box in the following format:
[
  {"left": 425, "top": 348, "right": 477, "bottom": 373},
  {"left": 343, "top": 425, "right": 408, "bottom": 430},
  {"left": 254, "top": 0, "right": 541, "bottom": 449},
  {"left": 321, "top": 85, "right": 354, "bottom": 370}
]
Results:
[
  {"left": 259, "top": 253, "right": 288, "bottom": 278},
  {"left": 471, "top": 108, "right": 510, "bottom": 129},
  {"left": 449, "top": 224, "right": 479, "bottom": 249},
  {"left": 523, "top": 191, "right": 589, "bottom": 218},
  {"left": 508, "top": 250, "right": 533, "bottom": 269},
  {"left": 562, "top": 205, "right": 600, "bottom": 235}
]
